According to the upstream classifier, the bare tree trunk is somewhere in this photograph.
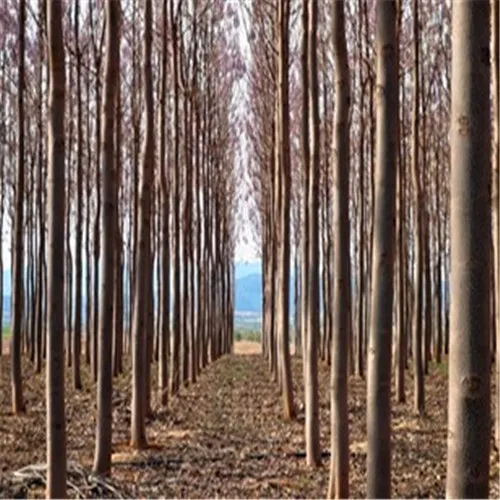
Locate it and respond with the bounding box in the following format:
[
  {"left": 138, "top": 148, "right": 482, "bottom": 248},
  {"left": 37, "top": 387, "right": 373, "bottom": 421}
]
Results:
[
  {"left": 304, "top": 0, "right": 321, "bottom": 467},
  {"left": 85, "top": 63, "right": 92, "bottom": 365},
  {"left": 366, "top": 0, "right": 398, "bottom": 496},
  {"left": 300, "top": 0, "right": 310, "bottom": 396},
  {"left": 446, "top": 1, "right": 491, "bottom": 496},
  {"left": 276, "top": 0, "right": 295, "bottom": 421},
  {"left": 170, "top": 0, "right": 181, "bottom": 396},
  {"left": 11, "top": 0, "right": 26, "bottom": 415},
  {"left": 395, "top": 106, "right": 406, "bottom": 402},
  {"left": 434, "top": 146, "right": 443, "bottom": 365},
  {"left": 73, "top": 0, "right": 83, "bottom": 390},
  {"left": 491, "top": 0, "right": 499, "bottom": 452},
  {"left": 46, "top": 0, "right": 67, "bottom": 494},
  {"left": 395, "top": 0, "right": 406, "bottom": 404},
  {"left": 90, "top": 4, "right": 103, "bottom": 384},
  {"left": 356, "top": 0, "right": 366, "bottom": 380},
  {"left": 113, "top": 63, "right": 124, "bottom": 377},
  {"left": 93, "top": 0, "right": 120, "bottom": 475},
  {"left": 158, "top": 0, "right": 169, "bottom": 406},
  {"left": 411, "top": 0, "right": 425, "bottom": 415},
  {"left": 328, "top": 0, "right": 351, "bottom": 495},
  {"left": 294, "top": 238, "right": 301, "bottom": 355},
  {"left": 130, "top": 0, "right": 154, "bottom": 450}
]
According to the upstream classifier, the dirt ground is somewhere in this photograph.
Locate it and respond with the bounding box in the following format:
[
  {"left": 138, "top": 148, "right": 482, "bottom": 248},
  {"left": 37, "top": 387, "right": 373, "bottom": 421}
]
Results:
[{"left": 0, "top": 343, "right": 498, "bottom": 498}]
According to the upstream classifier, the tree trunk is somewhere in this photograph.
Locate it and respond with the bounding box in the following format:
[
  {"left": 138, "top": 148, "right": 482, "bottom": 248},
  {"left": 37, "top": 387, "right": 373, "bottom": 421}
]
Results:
[
  {"left": 93, "top": 0, "right": 120, "bottom": 475},
  {"left": 328, "top": 0, "right": 351, "bottom": 495},
  {"left": 356, "top": 0, "right": 366, "bottom": 380},
  {"left": 85, "top": 63, "right": 92, "bottom": 366},
  {"left": 73, "top": 0, "right": 83, "bottom": 390},
  {"left": 276, "top": 0, "right": 295, "bottom": 421},
  {"left": 11, "top": 0, "right": 26, "bottom": 415},
  {"left": 170, "top": 0, "right": 181, "bottom": 396},
  {"left": 366, "top": 0, "right": 398, "bottom": 496},
  {"left": 446, "top": 1, "right": 491, "bottom": 496},
  {"left": 130, "top": 0, "right": 154, "bottom": 450},
  {"left": 411, "top": 0, "right": 425, "bottom": 415},
  {"left": 46, "top": 0, "right": 67, "bottom": 494},
  {"left": 491, "top": 0, "right": 499, "bottom": 452},
  {"left": 113, "top": 61, "right": 124, "bottom": 377},
  {"left": 304, "top": 0, "right": 321, "bottom": 467},
  {"left": 158, "top": 0, "right": 169, "bottom": 404}
]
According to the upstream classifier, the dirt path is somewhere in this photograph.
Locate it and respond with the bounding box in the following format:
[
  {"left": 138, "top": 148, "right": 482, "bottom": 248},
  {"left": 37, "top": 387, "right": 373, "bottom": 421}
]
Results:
[{"left": 0, "top": 349, "right": 498, "bottom": 498}]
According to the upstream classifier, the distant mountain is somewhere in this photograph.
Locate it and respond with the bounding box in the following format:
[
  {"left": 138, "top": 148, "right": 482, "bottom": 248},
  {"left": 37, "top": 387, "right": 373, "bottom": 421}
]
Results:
[
  {"left": 234, "top": 270, "right": 296, "bottom": 314},
  {"left": 235, "top": 273, "right": 262, "bottom": 312},
  {"left": 234, "top": 261, "right": 261, "bottom": 280}
]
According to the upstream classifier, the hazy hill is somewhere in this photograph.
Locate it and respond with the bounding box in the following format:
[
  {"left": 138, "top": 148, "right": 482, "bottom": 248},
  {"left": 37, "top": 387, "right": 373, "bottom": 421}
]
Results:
[{"left": 235, "top": 273, "right": 262, "bottom": 312}]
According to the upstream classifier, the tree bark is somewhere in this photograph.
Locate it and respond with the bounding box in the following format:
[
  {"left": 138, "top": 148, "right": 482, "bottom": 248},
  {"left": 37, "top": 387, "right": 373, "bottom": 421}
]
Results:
[
  {"left": 446, "top": 1, "right": 491, "bottom": 496},
  {"left": 130, "top": 0, "right": 154, "bottom": 450},
  {"left": 304, "top": 0, "right": 321, "bottom": 467},
  {"left": 158, "top": 0, "right": 170, "bottom": 406},
  {"left": 276, "top": 0, "right": 295, "bottom": 421},
  {"left": 11, "top": 0, "right": 26, "bottom": 415},
  {"left": 46, "top": 0, "right": 67, "bottom": 494},
  {"left": 491, "top": 0, "right": 499, "bottom": 452},
  {"left": 73, "top": 0, "right": 83, "bottom": 390},
  {"left": 93, "top": 0, "right": 120, "bottom": 475},
  {"left": 366, "top": 0, "right": 398, "bottom": 496},
  {"left": 328, "top": 0, "right": 351, "bottom": 495},
  {"left": 411, "top": 0, "right": 425, "bottom": 415}
]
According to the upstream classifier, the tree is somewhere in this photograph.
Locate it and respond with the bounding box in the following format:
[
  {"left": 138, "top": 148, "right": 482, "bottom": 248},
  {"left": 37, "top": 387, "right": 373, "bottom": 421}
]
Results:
[
  {"left": 446, "top": 0, "right": 491, "bottom": 496},
  {"left": 130, "top": 0, "right": 154, "bottom": 449},
  {"left": 170, "top": 0, "right": 181, "bottom": 396},
  {"left": 93, "top": 0, "right": 120, "bottom": 475},
  {"left": 73, "top": 0, "right": 83, "bottom": 390},
  {"left": 46, "top": 0, "right": 67, "bottom": 495},
  {"left": 366, "top": 0, "right": 398, "bottom": 496},
  {"left": 34, "top": 0, "right": 46, "bottom": 373},
  {"left": 304, "top": 0, "right": 321, "bottom": 467},
  {"left": 491, "top": 0, "right": 499, "bottom": 452},
  {"left": 411, "top": 0, "right": 425, "bottom": 415},
  {"left": 158, "top": 0, "right": 170, "bottom": 407},
  {"left": 328, "top": 0, "right": 351, "bottom": 496},
  {"left": 11, "top": 0, "right": 26, "bottom": 415},
  {"left": 395, "top": 0, "right": 406, "bottom": 402},
  {"left": 276, "top": 0, "right": 295, "bottom": 421}
]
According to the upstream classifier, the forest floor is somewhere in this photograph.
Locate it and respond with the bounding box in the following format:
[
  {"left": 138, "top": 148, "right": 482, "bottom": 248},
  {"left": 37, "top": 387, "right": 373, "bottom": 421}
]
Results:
[{"left": 0, "top": 342, "right": 498, "bottom": 499}]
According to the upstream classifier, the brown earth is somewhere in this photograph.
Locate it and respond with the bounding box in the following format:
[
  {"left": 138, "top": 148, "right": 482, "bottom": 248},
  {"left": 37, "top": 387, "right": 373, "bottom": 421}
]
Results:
[{"left": 0, "top": 344, "right": 498, "bottom": 498}]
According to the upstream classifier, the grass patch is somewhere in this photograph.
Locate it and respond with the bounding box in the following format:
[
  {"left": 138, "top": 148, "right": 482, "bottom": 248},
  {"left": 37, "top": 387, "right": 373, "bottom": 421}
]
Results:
[
  {"left": 433, "top": 357, "right": 448, "bottom": 377},
  {"left": 2, "top": 326, "right": 10, "bottom": 338},
  {"left": 234, "top": 329, "right": 261, "bottom": 343}
]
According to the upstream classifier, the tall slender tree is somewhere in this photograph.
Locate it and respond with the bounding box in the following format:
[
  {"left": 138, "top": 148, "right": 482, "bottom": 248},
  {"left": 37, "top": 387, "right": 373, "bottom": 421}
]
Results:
[
  {"left": 328, "top": 0, "right": 351, "bottom": 496},
  {"left": 11, "top": 0, "right": 26, "bottom": 415},
  {"left": 276, "top": 0, "right": 295, "bottom": 421},
  {"left": 93, "top": 0, "right": 120, "bottom": 475},
  {"left": 130, "top": 0, "right": 154, "bottom": 449},
  {"left": 158, "top": 0, "right": 170, "bottom": 407},
  {"left": 446, "top": 0, "right": 491, "bottom": 497},
  {"left": 304, "top": 0, "right": 321, "bottom": 467},
  {"left": 46, "top": 0, "right": 67, "bottom": 495},
  {"left": 73, "top": 0, "right": 83, "bottom": 390},
  {"left": 366, "top": 0, "right": 399, "bottom": 496},
  {"left": 491, "top": 0, "right": 499, "bottom": 452},
  {"left": 411, "top": 0, "right": 425, "bottom": 415}
]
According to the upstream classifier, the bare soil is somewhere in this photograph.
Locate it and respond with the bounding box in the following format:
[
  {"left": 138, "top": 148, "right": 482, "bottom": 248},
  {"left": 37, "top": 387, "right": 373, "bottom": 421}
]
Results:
[{"left": 0, "top": 344, "right": 498, "bottom": 498}]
